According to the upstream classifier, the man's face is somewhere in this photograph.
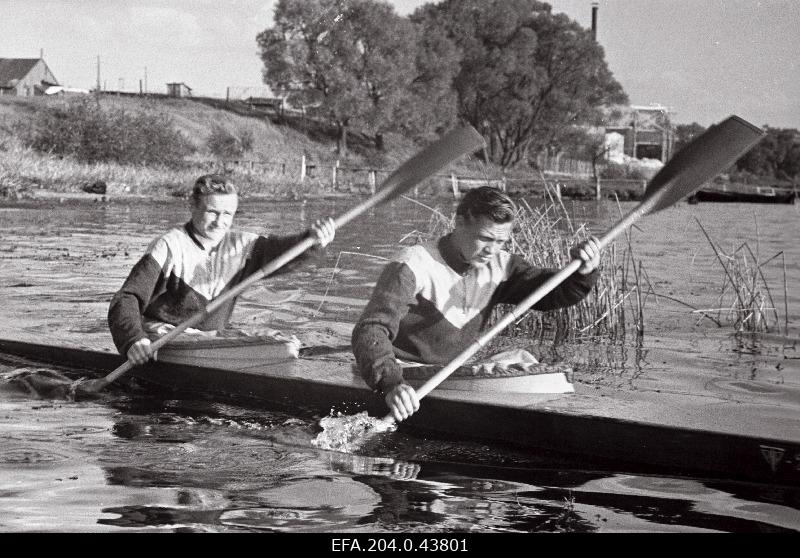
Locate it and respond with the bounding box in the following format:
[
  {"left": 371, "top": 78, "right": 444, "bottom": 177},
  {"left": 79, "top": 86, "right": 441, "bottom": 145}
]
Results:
[
  {"left": 452, "top": 214, "right": 513, "bottom": 267},
  {"left": 190, "top": 193, "right": 238, "bottom": 245}
]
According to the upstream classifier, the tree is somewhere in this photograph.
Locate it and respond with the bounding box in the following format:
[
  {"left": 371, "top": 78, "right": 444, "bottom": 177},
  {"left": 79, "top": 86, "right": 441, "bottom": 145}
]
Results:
[
  {"left": 415, "top": 0, "right": 627, "bottom": 168},
  {"left": 735, "top": 126, "right": 800, "bottom": 182},
  {"left": 343, "top": 1, "right": 419, "bottom": 150},
  {"left": 673, "top": 122, "right": 706, "bottom": 154},
  {"left": 257, "top": 0, "right": 365, "bottom": 155},
  {"left": 206, "top": 126, "right": 254, "bottom": 159},
  {"left": 258, "top": 0, "right": 453, "bottom": 153},
  {"left": 402, "top": 14, "right": 461, "bottom": 142}
]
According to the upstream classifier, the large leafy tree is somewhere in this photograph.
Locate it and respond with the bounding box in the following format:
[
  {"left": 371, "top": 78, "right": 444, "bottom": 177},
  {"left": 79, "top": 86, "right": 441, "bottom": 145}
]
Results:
[
  {"left": 399, "top": 15, "right": 461, "bottom": 142},
  {"left": 344, "top": 0, "right": 418, "bottom": 150},
  {"left": 415, "top": 0, "right": 627, "bottom": 168},
  {"left": 736, "top": 127, "right": 800, "bottom": 182},
  {"left": 673, "top": 122, "right": 707, "bottom": 154},
  {"left": 258, "top": 0, "right": 458, "bottom": 153},
  {"left": 257, "top": 0, "right": 363, "bottom": 154}
]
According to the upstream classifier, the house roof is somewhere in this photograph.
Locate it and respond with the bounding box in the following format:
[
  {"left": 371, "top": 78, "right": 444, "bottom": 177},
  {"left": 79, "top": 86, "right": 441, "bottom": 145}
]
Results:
[{"left": 0, "top": 58, "right": 40, "bottom": 88}]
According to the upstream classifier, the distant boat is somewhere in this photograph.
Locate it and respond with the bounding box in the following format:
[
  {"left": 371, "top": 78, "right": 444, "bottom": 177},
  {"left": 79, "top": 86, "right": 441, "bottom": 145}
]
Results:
[{"left": 688, "top": 186, "right": 797, "bottom": 204}]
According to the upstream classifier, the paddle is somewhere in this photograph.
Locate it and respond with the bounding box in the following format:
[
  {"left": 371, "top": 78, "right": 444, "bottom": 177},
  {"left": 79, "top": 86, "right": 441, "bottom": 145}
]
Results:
[
  {"left": 376, "top": 114, "right": 765, "bottom": 427},
  {"left": 75, "top": 125, "right": 485, "bottom": 395}
]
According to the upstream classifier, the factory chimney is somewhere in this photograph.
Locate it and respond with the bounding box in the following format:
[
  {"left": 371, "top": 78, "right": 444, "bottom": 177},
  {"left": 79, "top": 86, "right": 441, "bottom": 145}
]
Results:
[{"left": 591, "top": 2, "right": 599, "bottom": 41}]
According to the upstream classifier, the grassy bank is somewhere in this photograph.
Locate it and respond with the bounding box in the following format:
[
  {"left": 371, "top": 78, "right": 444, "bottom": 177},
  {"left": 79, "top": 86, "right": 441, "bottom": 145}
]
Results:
[{"left": 0, "top": 94, "right": 487, "bottom": 199}]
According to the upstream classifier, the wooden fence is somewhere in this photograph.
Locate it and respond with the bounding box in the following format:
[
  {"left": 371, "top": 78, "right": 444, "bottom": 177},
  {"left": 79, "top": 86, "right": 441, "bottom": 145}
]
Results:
[{"left": 200, "top": 156, "right": 648, "bottom": 200}]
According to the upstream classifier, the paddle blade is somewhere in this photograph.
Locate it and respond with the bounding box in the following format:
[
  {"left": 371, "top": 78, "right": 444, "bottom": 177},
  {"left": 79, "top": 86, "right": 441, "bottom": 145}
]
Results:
[
  {"left": 334, "top": 125, "right": 484, "bottom": 229},
  {"left": 642, "top": 115, "right": 765, "bottom": 213},
  {"left": 381, "top": 125, "right": 484, "bottom": 198}
]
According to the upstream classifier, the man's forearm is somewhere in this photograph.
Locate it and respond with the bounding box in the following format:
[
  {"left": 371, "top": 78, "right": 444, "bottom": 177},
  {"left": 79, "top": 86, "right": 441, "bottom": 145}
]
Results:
[
  {"left": 352, "top": 323, "right": 404, "bottom": 392},
  {"left": 108, "top": 292, "right": 147, "bottom": 355}
]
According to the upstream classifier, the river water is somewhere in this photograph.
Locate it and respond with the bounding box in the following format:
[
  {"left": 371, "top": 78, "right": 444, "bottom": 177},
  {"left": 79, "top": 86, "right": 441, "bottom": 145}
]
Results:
[{"left": 0, "top": 194, "right": 798, "bottom": 533}]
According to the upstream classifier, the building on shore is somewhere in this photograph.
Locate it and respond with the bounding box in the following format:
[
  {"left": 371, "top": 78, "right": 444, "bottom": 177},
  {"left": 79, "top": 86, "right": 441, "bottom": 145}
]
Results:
[
  {"left": 0, "top": 56, "right": 59, "bottom": 96},
  {"left": 167, "top": 82, "right": 193, "bottom": 98},
  {"left": 603, "top": 104, "right": 676, "bottom": 163}
]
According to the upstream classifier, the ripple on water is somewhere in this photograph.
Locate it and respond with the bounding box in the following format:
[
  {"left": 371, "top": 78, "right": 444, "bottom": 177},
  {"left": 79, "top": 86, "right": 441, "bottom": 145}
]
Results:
[
  {"left": 219, "top": 477, "right": 381, "bottom": 532},
  {"left": 0, "top": 443, "right": 76, "bottom": 465}
]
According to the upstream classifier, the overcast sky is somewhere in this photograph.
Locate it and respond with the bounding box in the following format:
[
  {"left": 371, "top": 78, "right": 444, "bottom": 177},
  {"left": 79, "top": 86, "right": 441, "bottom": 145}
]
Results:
[{"left": 2, "top": 0, "right": 798, "bottom": 128}]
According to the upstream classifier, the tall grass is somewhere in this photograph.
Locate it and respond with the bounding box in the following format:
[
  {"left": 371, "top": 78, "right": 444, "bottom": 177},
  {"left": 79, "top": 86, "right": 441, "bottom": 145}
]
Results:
[
  {"left": 0, "top": 136, "right": 332, "bottom": 199},
  {"left": 695, "top": 216, "right": 788, "bottom": 333},
  {"left": 0, "top": 140, "right": 192, "bottom": 196}
]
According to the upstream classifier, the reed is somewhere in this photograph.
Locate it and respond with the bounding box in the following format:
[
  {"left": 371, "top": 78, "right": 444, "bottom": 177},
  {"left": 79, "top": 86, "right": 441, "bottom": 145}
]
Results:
[
  {"left": 695, "top": 216, "right": 787, "bottom": 333},
  {"left": 406, "top": 192, "right": 650, "bottom": 346},
  {"left": 497, "top": 195, "right": 649, "bottom": 345},
  {"left": 314, "top": 251, "right": 389, "bottom": 316}
]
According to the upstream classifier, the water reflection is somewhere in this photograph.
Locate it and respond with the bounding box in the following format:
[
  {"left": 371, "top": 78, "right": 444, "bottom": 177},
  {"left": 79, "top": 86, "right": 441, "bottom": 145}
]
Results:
[{"left": 2, "top": 364, "right": 800, "bottom": 532}]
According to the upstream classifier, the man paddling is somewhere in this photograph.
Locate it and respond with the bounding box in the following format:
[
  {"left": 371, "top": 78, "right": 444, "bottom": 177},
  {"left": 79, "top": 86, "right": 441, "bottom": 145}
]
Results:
[
  {"left": 108, "top": 173, "right": 335, "bottom": 366},
  {"left": 352, "top": 186, "right": 600, "bottom": 422}
]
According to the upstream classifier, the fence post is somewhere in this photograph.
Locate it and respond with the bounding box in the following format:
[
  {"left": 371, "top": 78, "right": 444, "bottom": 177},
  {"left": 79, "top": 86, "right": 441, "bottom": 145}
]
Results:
[
  {"left": 501, "top": 175, "right": 507, "bottom": 192},
  {"left": 555, "top": 182, "right": 562, "bottom": 202},
  {"left": 300, "top": 155, "right": 306, "bottom": 183},
  {"left": 369, "top": 170, "right": 376, "bottom": 195},
  {"left": 281, "top": 162, "right": 286, "bottom": 175},
  {"left": 332, "top": 160, "right": 339, "bottom": 189},
  {"left": 641, "top": 178, "right": 647, "bottom": 193},
  {"left": 451, "top": 173, "right": 459, "bottom": 199},
  {"left": 595, "top": 176, "right": 602, "bottom": 200}
]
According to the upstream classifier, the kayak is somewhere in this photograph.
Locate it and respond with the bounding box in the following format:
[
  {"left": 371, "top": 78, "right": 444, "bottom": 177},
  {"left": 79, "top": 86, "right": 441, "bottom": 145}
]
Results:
[
  {"left": 0, "top": 335, "right": 798, "bottom": 487},
  {"left": 155, "top": 335, "right": 576, "bottom": 394}
]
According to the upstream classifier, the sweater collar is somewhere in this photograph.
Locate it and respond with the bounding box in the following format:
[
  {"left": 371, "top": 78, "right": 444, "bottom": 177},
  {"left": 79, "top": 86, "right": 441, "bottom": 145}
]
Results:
[
  {"left": 438, "top": 234, "right": 471, "bottom": 275},
  {"left": 184, "top": 221, "right": 208, "bottom": 250}
]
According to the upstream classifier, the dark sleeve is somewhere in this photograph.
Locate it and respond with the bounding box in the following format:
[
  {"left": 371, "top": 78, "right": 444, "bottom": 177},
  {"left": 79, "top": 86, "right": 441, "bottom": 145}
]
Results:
[
  {"left": 495, "top": 254, "right": 598, "bottom": 311},
  {"left": 351, "top": 261, "right": 417, "bottom": 393},
  {"left": 107, "top": 254, "right": 163, "bottom": 355},
  {"left": 243, "top": 231, "right": 323, "bottom": 277}
]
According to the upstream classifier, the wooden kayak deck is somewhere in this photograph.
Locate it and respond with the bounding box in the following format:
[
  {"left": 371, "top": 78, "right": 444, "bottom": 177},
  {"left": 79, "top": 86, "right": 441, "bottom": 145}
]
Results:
[{"left": 0, "top": 336, "right": 798, "bottom": 487}]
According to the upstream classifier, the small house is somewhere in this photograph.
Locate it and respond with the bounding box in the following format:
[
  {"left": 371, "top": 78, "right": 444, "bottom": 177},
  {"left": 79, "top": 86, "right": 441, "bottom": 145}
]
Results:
[
  {"left": 0, "top": 57, "right": 59, "bottom": 96},
  {"left": 604, "top": 104, "right": 676, "bottom": 163},
  {"left": 166, "top": 82, "right": 192, "bottom": 98}
]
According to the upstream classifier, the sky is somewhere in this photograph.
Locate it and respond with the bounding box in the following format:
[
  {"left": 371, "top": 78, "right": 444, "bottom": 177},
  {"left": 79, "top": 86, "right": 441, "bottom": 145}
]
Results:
[{"left": 2, "top": 0, "right": 798, "bottom": 128}]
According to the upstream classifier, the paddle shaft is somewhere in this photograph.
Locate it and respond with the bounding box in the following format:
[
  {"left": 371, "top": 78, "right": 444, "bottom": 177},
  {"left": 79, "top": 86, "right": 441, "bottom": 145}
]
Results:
[{"left": 94, "top": 126, "right": 485, "bottom": 390}]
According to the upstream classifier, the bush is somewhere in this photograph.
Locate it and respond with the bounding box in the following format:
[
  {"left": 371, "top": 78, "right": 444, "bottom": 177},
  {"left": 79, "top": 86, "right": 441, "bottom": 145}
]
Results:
[
  {"left": 18, "top": 98, "right": 193, "bottom": 166},
  {"left": 206, "top": 125, "right": 254, "bottom": 159},
  {"left": 600, "top": 161, "right": 648, "bottom": 180}
]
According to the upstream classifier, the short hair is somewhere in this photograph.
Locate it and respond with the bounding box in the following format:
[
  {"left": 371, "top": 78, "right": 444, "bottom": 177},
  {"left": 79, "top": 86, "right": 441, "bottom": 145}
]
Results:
[
  {"left": 192, "top": 174, "right": 237, "bottom": 203},
  {"left": 455, "top": 186, "right": 516, "bottom": 223}
]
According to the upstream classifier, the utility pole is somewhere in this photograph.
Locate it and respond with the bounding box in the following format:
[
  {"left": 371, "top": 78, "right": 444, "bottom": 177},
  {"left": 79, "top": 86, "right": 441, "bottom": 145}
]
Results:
[{"left": 144, "top": 66, "right": 148, "bottom": 93}]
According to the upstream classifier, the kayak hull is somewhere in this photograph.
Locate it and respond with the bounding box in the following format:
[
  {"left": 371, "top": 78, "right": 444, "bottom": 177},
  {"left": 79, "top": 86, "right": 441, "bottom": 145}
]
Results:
[{"left": 0, "top": 337, "right": 798, "bottom": 487}]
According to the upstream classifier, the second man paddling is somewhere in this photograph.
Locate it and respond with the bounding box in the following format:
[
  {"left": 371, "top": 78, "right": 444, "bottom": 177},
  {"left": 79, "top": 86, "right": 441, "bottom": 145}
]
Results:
[{"left": 352, "top": 186, "right": 600, "bottom": 422}]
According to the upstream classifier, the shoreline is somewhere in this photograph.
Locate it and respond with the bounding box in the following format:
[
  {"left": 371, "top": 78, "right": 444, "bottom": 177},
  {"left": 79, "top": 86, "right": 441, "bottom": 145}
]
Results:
[{"left": 0, "top": 188, "right": 367, "bottom": 206}]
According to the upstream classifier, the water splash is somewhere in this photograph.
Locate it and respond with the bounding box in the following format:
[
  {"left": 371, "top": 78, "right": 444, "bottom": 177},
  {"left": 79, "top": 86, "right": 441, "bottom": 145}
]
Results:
[
  {"left": 311, "top": 411, "right": 396, "bottom": 453},
  {"left": 1, "top": 367, "right": 83, "bottom": 400}
]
